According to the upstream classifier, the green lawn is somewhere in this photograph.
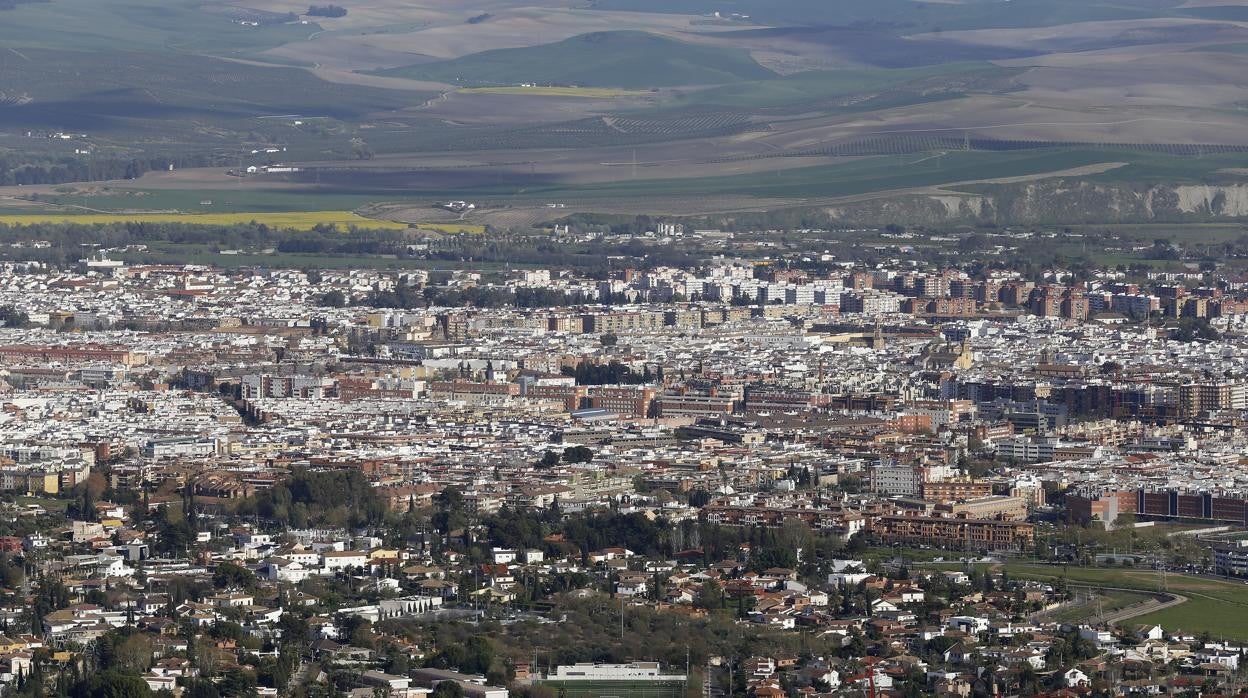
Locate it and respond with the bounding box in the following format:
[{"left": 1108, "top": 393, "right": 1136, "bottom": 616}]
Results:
[
  {"left": 1047, "top": 590, "right": 1153, "bottom": 624},
  {"left": 15, "top": 495, "right": 68, "bottom": 512},
  {"left": 1004, "top": 564, "right": 1248, "bottom": 640}
]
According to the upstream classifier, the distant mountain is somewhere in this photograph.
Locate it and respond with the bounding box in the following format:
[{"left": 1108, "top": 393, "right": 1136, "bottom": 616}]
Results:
[{"left": 376, "top": 30, "right": 776, "bottom": 88}]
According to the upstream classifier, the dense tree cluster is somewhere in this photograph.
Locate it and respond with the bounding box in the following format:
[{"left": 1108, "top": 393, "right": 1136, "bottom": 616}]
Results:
[
  {"left": 1173, "top": 315, "right": 1220, "bottom": 342},
  {"left": 306, "top": 4, "right": 346, "bottom": 16},
  {"left": 0, "top": 221, "right": 412, "bottom": 267},
  {"left": 560, "top": 360, "right": 650, "bottom": 385},
  {"left": 397, "top": 597, "right": 846, "bottom": 675},
  {"left": 244, "top": 468, "right": 385, "bottom": 529},
  {"left": 0, "top": 304, "right": 29, "bottom": 328},
  {"left": 0, "top": 154, "right": 215, "bottom": 186}
]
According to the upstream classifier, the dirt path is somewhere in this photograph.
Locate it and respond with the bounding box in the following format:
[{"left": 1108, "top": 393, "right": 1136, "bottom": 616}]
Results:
[{"left": 1089, "top": 586, "right": 1188, "bottom": 624}]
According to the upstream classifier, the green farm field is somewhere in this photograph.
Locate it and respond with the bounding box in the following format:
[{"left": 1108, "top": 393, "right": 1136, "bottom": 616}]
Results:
[
  {"left": 378, "top": 31, "right": 776, "bottom": 88},
  {"left": 585, "top": 0, "right": 1181, "bottom": 33},
  {"left": 659, "top": 62, "right": 1017, "bottom": 111},
  {"left": 9, "top": 146, "right": 1245, "bottom": 221},
  {"left": 0, "top": 189, "right": 400, "bottom": 215},
  {"left": 0, "top": 0, "right": 316, "bottom": 56},
  {"left": 0, "top": 150, "right": 1128, "bottom": 213}
]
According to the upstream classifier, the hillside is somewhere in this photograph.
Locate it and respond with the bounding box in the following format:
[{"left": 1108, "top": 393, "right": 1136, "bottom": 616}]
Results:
[
  {"left": 376, "top": 31, "right": 776, "bottom": 88},
  {"left": 588, "top": 0, "right": 1183, "bottom": 32}
]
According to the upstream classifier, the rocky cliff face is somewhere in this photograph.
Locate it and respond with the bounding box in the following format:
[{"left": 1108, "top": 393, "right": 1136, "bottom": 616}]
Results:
[{"left": 821, "top": 181, "right": 1248, "bottom": 225}]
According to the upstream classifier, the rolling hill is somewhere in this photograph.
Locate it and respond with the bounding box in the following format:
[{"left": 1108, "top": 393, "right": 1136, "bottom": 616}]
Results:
[{"left": 376, "top": 30, "right": 776, "bottom": 88}]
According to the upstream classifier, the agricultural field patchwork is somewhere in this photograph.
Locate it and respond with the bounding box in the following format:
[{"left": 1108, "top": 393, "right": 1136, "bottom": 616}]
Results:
[
  {"left": 460, "top": 87, "right": 652, "bottom": 98},
  {"left": 2, "top": 0, "right": 1248, "bottom": 221},
  {"left": 376, "top": 31, "right": 776, "bottom": 88},
  {"left": 0, "top": 211, "right": 409, "bottom": 231}
]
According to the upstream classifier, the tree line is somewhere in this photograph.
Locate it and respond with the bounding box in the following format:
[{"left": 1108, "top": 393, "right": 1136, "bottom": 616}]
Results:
[
  {"left": 0, "top": 221, "right": 412, "bottom": 267},
  {"left": 306, "top": 3, "right": 346, "bottom": 16},
  {"left": 0, "top": 153, "right": 218, "bottom": 186}
]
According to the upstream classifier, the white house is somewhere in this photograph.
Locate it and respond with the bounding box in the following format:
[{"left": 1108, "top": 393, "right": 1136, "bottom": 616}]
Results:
[
  {"left": 809, "top": 668, "right": 839, "bottom": 690},
  {"left": 143, "top": 673, "right": 177, "bottom": 693},
  {"left": 321, "top": 550, "right": 369, "bottom": 573},
  {"left": 870, "top": 598, "right": 899, "bottom": 614},
  {"left": 97, "top": 556, "right": 133, "bottom": 577},
  {"left": 828, "top": 559, "right": 871, "bottom": 586},
  {"left": 1079, "top": 626, "right": 1116, "bottom": 648},
  {"left": 276, "top": 547, "right": 321, "bottom": 566},
  {"left": 1063, "top": 668, "right": 1089, "bottom": 688},
  {"left": 948, "top": 616, "right": 989, "bottom": 634},
  {"left": 615, "top": 577, "right": 649, "bottom": 597},
  {"left": 209, "top": 593, "right": 254, "bottom": 608},
  {"left": 261, "top": 558, "right": 309, "bottom": 584},
  {"left": 234, "top": 531, "right": 272, "bottom": 549}
]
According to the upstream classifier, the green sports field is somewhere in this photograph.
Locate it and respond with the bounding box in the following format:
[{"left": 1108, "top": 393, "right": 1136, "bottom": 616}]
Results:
[
  {"left": 1003, "top": 564, "right": 1248, "bottom": 641},
  {"left": 537, "top": 679, "right": 688, "bottom": 698}
]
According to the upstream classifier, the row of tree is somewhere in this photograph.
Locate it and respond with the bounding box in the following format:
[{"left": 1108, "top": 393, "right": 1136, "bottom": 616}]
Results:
[
  {"left": 0, "top": 154, "right": 217, "bottom": 186},
  {"left": 306, "top": 3, "right": 346, "bottom": 16}
]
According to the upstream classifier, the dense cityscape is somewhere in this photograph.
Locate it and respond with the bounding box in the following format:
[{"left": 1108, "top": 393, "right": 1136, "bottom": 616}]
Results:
[
  {"left": 0, "top": 224, "right": 1238, "bottom": 697},
  {"left": 13, "top": 0, "right": 1248, "bottom": 693}
]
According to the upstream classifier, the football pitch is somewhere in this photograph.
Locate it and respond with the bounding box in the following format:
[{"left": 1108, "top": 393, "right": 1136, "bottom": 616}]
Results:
[{"left": 537, "top": 680, "right": 688, "bottom": 698}]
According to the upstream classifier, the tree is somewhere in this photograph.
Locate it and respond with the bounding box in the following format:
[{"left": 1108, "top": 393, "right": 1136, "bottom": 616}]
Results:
[
  {"left": 307, "top": 4, "right": 347, "bottom": 17},
  {"left": 69, "top": 670, "right": 153, "bottom": 698},
  {"left": 460, "top": 636, "right": 495, "bottom": 675},
  {"left": 0, "top": 305, "right": 29, "bottom": 328},
  {"left": 109, "top": 633, "right": 155, "bottom": 673},
  {"left": 562, "top": 446, "right": 593, "bottom": 464},
  {"left": 217, "top": 668, "right": 259, "bottom": 698},
  {"left": 183, "top": 680, "right": 221, "bottom": 698},
  {"left": 213, "top": 562, "right": 257, "bottom": 591},
  {"left": 695, "top": 579, "right": 723, "bottom": 610},
  {"left": 433, "top": 486, "right": 468, "bottom": 536},
  {"left": 599, "top": 333, "right": 618, "bottom": 347},
  {"left": 432, "top": 682, "right": 464, "bottom": 698},
  {"left": 318, "top": 290, "right": 347, "bottom": 308},
  {"left": 1174, "top": 316, "right": 1219, "bottom": 343}
]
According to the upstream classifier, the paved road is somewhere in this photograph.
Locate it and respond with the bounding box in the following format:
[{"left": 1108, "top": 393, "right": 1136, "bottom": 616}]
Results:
[{"left": 288, "top": 660, "right": 314, "bottom": 696}]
